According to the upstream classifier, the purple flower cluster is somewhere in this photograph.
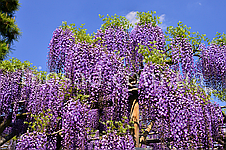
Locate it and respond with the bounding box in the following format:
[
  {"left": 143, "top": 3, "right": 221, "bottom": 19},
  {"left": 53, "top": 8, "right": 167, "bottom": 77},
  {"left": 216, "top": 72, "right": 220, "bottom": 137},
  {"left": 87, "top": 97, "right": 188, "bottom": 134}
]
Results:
[
  {"left": 130, "top": 23, "right": 165, "bottom": 71},
  {"left": 0, "top": 69, "right": 21, "bottom": 121},
  {"left": 15, "top": 73, "right": 71, "bottom": 149},
  {"left": 199, "top": 43, "right": 226, "bottom": 89},
  {"left": 0, "top": 69, "right": 48, "bottom": 148},
  {"left": 94, "top": 23, "right": 165, "bottom": 73},
  {"left": 95, "top": 26, "right": 131, "bottom": 61},
  {"left": 171, "top": 36, "right": 194, "bottom": 78},
  {"left": 47, "top": 28, "right": 75, "bottom": 73},
  {"left": 12, "top": 68, "right": 134, "bottom": 149},
  {"left": 130, "top": 23, "right": 165, "bottom": 52},
  {"left": 61, "top": 99, "right": 89, "bottom": 149},
  {"left": 87, "top": 129, "right": 134, "bottom": 150},
  {"left": 139, "top": 62, "right": 223, "bottom": 149},
  {"left": 63, "top": 41, "right": 129, "bottom": 122},
  {"left": 16, "top": 131, "right": 48, "bottom": 150},
  {"left": 97, "top": 131, "right": 135, "bottom": 150},
  {"left": 25, "top": 75, "right": 65, "bottom": 119}
]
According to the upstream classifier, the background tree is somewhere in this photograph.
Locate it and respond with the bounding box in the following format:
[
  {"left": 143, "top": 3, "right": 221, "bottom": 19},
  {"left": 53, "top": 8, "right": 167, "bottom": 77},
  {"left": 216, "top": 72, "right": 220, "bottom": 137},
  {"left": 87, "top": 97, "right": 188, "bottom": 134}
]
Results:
[{"left": 0, "top": 0, "right": 21, "bottom": 61}]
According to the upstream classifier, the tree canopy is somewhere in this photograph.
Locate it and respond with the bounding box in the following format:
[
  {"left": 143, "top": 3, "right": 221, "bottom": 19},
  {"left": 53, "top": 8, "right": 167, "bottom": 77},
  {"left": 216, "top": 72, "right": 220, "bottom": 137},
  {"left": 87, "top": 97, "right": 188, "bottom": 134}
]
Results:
[{"left": 0, "top": 0, "right": 20, "bottom": 61}]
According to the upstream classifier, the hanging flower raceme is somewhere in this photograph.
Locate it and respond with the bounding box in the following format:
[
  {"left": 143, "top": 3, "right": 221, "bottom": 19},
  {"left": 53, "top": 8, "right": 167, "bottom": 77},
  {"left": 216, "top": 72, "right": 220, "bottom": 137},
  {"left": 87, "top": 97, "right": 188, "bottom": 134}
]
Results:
[
  {"left": 61, "top": 99, "right": 90, "bottom": 149},
  {"left": 0, "top": 69, "right": 22, "bottom": 122},
  {"left": 16, "top": 131, "right": 48, "bottom": 150},
  {"left": 139, "top": 62, "right": 223, "bottom": 149},
  {"left": 171, "top": 36, "right": 195, "bottom": 79},
  {"left": 48, "top": 28, "right": 75, "bottom": 73},
  {"left": 199, "top": 43, "right": 226, "bottom": 90},
  {"left": 63, "top": 40, "right": 130, "bottom": 123},
  {"left": 16, "top": 73, "right": 72, "bottom": 149},
  {"left": 130, "top": 23, "right": 165, "bottom": 72}
]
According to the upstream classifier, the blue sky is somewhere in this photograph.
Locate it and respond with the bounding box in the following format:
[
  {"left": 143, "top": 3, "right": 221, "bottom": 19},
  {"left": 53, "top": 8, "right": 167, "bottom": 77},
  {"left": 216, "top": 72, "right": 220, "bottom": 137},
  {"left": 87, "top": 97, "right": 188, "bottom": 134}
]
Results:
[{"left": 7, "top": 0, "right": 226, "bottom": 105}]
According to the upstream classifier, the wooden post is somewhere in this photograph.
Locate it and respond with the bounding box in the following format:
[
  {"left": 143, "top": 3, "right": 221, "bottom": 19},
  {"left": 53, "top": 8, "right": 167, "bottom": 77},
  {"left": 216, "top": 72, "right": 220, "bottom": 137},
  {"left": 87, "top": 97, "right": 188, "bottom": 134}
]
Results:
[
  {"left": 133, "top": 99, "right": 139, "bottom": 147},
  {"left": 129, "top": 88, "right": 139, "bottom": 147}
]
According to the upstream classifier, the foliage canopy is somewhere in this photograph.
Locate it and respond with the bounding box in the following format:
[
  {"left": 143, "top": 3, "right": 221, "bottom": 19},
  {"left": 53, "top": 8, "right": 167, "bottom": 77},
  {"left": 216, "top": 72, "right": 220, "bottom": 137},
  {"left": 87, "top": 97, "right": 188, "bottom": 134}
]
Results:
[{"left": 0, "top": 0, "right": 21, "bottom": 61}]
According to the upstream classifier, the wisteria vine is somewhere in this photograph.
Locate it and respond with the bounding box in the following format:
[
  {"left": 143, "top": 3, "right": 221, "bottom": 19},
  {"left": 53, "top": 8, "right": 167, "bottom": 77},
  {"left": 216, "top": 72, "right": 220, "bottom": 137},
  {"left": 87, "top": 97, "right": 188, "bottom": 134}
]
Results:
[
  {"left": 139, "top": 62, "right": 223, "bottom": 149},
  {"left": 0, "top": 12, "right": 225, "bottom": 150}
]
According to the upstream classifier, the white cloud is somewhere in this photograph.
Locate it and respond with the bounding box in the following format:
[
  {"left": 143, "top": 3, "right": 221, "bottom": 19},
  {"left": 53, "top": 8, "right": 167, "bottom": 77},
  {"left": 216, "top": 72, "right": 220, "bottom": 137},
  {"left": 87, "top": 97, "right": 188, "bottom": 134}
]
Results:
[
  {"left": 126, "top": 11, "right": 139, "bottom": 25},
  {"left": 38, "top": 66, "right": 42, "bottom": 70},
  {"left": 126, "top": 12, "right": 168, "bottom": 30},
  {"left": 199, "top": 2, "right": 202, "bottom": 5},
  {"left": 158, "top": 14, "right": 167, "bottom": 30},
  {"left": 159, "top": 14, "right": 165, "bottom": 22},
  {"left": 158, "top": 24, "right": 167, "bottom": 30}
]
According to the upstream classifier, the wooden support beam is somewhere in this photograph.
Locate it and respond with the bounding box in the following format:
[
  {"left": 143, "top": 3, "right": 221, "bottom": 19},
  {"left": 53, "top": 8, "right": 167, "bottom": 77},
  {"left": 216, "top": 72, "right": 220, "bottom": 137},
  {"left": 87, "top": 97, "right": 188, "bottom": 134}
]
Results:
[
  {"left": 133, "top": 99, "right": 139, "bottom": 147},
  {"left": 46, "top": 129, "right": 63, "bottom": 136},
  {"left": 0, "top": 112, "right": 30, "bottom": 122},
  {"left": 129, "top": 88, "right": 139, "bottom": 147},
  {"left": 0, "top": 131, "right": 17, "bottom": 146},
  {"left": 139, "top": 121, "right": 154, "bottom": 147},
  {"left": 0, "top": 112, "right": 30, "bottom": 135},
  {"left": 0, "top": 119, "right": 11, "bottom": 135}
]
